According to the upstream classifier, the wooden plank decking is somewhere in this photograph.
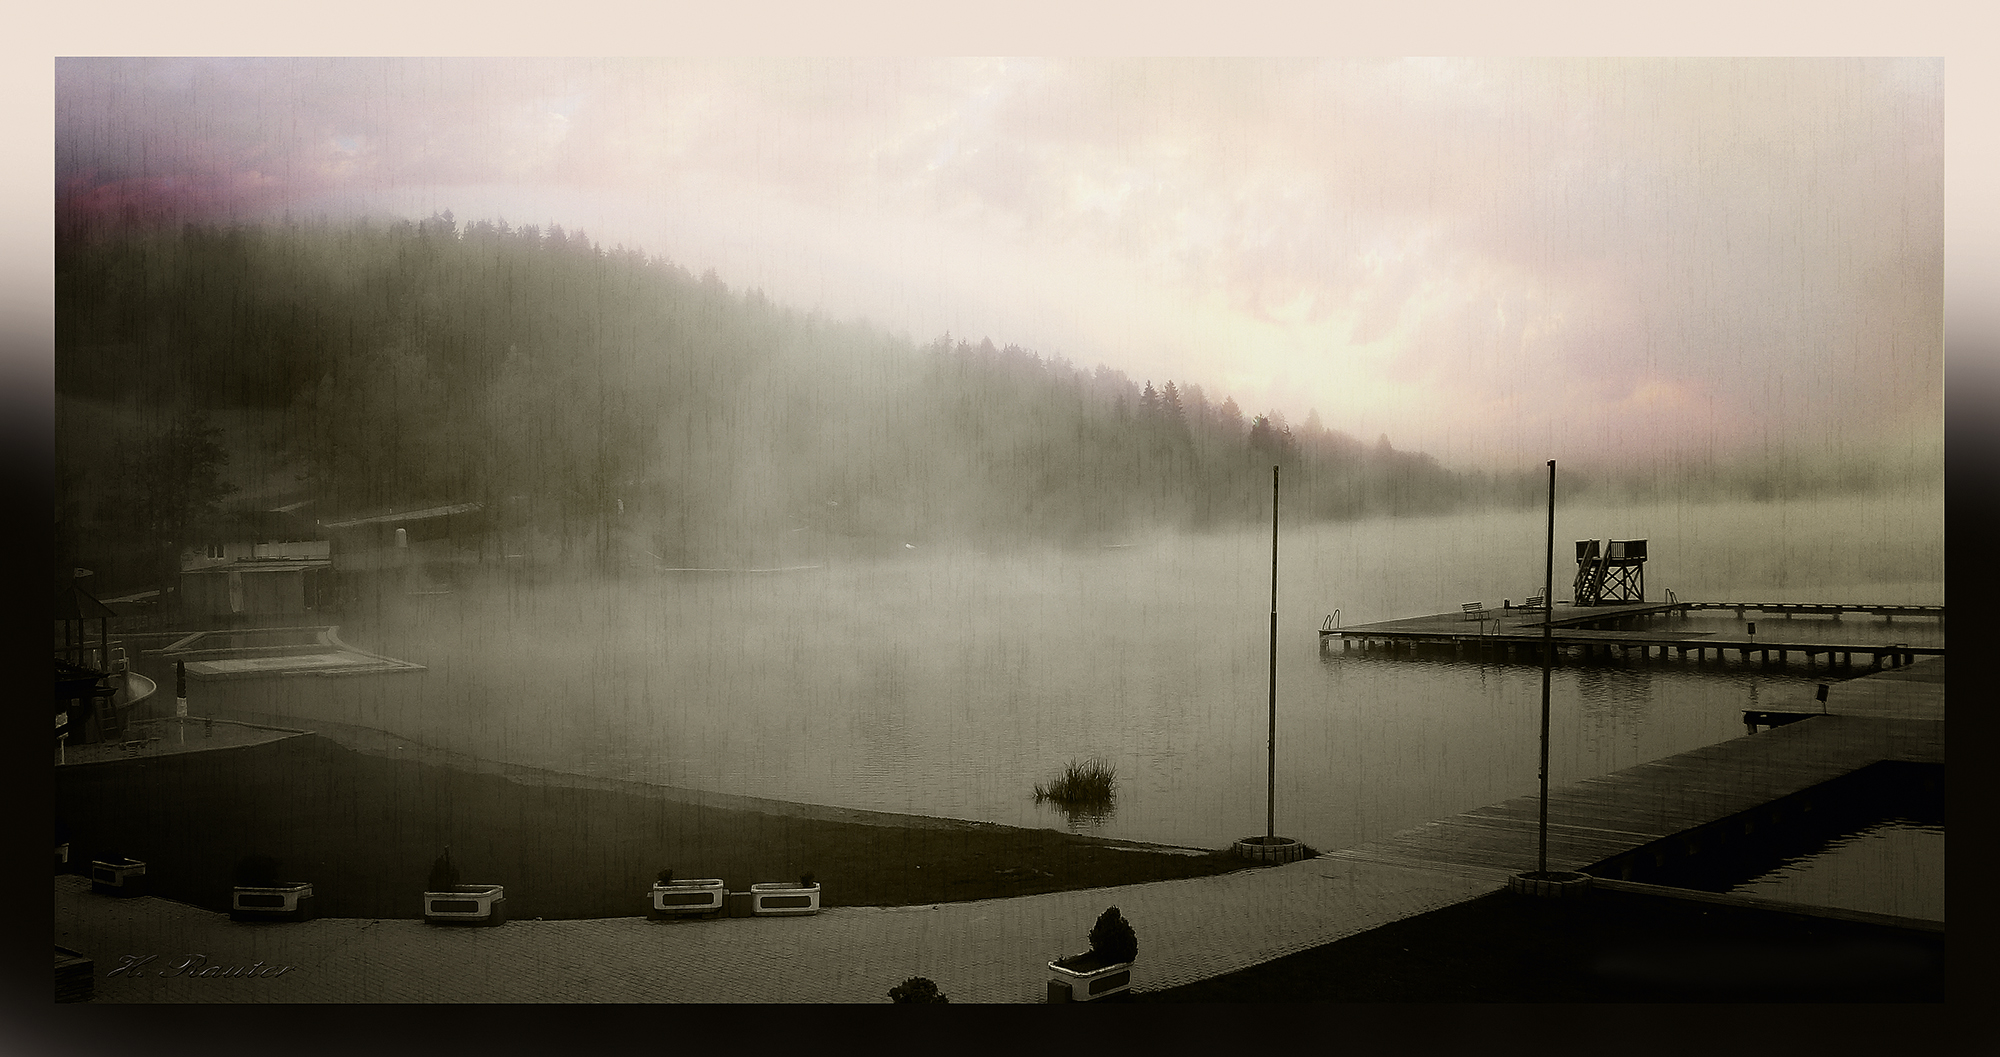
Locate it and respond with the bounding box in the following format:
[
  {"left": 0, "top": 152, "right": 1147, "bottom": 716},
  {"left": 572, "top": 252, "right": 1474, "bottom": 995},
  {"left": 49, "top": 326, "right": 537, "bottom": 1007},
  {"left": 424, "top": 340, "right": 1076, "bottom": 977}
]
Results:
[{"left": 1323, "top": 659, "right": 1945, "bottom": 883}]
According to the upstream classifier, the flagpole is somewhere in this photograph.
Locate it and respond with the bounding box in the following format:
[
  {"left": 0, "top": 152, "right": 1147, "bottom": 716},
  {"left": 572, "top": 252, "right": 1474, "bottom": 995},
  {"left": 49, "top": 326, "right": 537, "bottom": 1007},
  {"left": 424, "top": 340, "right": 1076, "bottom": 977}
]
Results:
[
  {"left": 1267, "top": 464, "right": 1279, "bottom": 843},
  {"left": 1538, "top": 459, "right": 1555, "bottom": 875}
]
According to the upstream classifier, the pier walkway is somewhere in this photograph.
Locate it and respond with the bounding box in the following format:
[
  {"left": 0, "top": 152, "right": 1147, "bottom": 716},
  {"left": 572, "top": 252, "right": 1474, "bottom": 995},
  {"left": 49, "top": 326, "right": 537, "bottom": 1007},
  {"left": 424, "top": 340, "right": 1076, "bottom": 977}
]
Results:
[
  {"left": 1326, "top": 601, "right": 1943, "bottom": 671},
  {"left": 1323, "top": 657, "right": 1944, "bottom": 890},
  {"left": 54, "top": 853, "right": 1496, "bottom": 1003},
  {"left": 54, "top": 662, "right": 1943, "bottom": 1002}
]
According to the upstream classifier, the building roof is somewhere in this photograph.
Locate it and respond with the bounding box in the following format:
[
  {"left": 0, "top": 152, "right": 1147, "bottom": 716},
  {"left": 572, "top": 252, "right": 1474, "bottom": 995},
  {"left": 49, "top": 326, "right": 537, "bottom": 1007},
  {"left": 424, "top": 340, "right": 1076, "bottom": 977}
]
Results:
[
  {"left": 320, "top": 502, "right": 483, "bottom": 530},
  {"left": 181, "top": 557, "right": 332, "bottom": 575},
  {"left": 54, "top": 658, "right": 113, "bottom": 692},
  {"left": 53, "top": 583, "right": 118, "bottom": 621}
]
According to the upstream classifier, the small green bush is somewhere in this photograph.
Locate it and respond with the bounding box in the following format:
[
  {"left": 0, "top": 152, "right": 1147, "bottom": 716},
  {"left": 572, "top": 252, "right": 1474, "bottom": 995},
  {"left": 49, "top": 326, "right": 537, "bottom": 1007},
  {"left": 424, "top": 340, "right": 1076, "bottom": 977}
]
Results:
[
  {"left": 1088, "top": 906, "right": 1137, "bottom": 964},
  {"left": 888, "top": 976, "right": 949, "bottom": 1003}
]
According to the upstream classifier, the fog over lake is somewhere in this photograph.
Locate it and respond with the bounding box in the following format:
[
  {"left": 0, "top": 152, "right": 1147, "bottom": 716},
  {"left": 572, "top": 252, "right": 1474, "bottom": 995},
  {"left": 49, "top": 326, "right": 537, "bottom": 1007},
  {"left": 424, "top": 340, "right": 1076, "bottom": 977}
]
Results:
[
  {"left": 53, "top": 56, "right": 1947, "bottom": 858},
  {"left": 186, "top": 489, "right": 1940, "bottom": 853}
]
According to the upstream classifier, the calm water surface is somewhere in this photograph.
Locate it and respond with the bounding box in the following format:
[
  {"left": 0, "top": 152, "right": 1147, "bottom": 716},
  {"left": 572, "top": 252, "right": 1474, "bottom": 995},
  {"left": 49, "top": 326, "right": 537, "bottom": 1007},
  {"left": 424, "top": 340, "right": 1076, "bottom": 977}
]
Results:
[
  {"left": 1733, "top": 821, "right": 1945, "bottom": 921},
  {"left": 317, "top": 492, "right": 1942, "bottom": 854}
]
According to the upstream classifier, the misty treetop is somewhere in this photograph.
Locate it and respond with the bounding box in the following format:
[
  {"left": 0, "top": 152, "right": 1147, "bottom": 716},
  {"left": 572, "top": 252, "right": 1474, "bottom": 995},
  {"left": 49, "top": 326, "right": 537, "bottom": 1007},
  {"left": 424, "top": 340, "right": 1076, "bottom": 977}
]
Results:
[{"left": 57, "top": 214, "right": 1527, "bottom": 582}]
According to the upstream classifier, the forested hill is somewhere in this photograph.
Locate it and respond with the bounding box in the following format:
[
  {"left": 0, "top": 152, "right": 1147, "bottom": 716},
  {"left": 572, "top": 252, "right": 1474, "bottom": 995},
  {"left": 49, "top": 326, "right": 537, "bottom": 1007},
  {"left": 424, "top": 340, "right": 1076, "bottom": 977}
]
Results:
[{"left": 56, "top": 215, "right": 1514, "bottom": 569}]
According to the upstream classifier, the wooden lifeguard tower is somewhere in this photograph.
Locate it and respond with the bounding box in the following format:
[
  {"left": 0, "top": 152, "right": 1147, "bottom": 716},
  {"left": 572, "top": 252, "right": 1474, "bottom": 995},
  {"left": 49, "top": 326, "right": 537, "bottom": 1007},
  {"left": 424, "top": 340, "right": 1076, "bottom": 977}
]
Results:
[
  {"left": 54, "top": 579, "right": 124, "bottom": 745},
  {"left": 1573, "top": 538, "right": 1647, "bottom": 606}
]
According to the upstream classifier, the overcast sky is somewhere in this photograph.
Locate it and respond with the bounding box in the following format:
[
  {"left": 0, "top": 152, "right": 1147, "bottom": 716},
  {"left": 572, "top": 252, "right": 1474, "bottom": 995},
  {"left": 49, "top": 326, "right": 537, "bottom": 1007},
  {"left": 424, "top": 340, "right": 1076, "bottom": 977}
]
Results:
[{"left": 52, "top": 56, "right": 1944, "bottom": 471}]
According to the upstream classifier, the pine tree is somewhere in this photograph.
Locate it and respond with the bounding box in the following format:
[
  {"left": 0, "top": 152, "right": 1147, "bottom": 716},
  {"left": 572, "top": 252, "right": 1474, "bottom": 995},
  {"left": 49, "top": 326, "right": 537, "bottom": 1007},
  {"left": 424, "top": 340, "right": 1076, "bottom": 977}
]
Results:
[{"left": 1248, "top": 414, "right": 1273, "bottom": 452}]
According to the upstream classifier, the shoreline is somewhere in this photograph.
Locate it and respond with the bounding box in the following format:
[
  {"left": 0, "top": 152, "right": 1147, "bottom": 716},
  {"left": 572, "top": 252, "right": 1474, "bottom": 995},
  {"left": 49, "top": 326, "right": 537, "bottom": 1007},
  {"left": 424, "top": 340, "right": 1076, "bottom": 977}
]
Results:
[
  {"left": 55, "top": 721, "right": 1253, "bottom": 921},
  {"left": 221, "top": 709, "right": 1216, "bottom": 854}
]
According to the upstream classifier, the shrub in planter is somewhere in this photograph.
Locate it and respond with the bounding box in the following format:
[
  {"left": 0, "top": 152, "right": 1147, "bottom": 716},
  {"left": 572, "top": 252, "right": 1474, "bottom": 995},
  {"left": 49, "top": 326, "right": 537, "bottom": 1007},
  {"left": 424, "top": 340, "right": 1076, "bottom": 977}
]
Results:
[
  {"left": 236, "top": 855, "right": 281, "bottom": 888},
  {"left": 422, "top": 848, "right": 506, "bottom": 926},
  {"left": 649, "top": 867, "right": 725, "bottom": 918},
  {"left": 888, "top": 976, "right": 949, "bottom": 1003},
  {"left": 427, "top": 849, "right": 461, "bottom": 892},
  {"left": 230, "top": 854, "right": 315, "bottom": 923},
  {"left": 1088, "top": 905, "right": 1138, "bottom": 965},
  {"left": 750, "top": 871, "right": 821, "bottom": 916},
  {"left": 89, "top": 857, "right": 148, "bottom": 897},
  {"left": 1048, "top": 905, "right": 1137, "bottom": 1002}
]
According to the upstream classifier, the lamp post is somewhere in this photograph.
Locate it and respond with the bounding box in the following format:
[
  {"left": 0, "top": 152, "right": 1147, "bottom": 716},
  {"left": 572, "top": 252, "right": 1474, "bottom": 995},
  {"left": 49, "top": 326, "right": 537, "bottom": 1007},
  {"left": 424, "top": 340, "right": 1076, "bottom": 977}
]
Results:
[{"left": 1508, "top": 458, "right": 1590, "bottom": 897}]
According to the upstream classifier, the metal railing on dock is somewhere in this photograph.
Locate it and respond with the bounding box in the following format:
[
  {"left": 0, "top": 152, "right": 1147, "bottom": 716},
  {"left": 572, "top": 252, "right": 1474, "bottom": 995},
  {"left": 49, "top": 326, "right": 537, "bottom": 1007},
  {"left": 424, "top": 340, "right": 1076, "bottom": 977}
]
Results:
[{"left": 1677, "top": 601, "right": 1944, "bottom": 621}]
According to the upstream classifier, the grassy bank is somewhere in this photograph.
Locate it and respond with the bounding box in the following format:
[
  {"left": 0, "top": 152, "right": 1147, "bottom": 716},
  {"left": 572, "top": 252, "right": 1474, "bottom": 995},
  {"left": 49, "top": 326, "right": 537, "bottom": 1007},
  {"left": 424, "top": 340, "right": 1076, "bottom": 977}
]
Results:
[{"left": 54, "top": 734, "right": 1248, "bottom": 920}]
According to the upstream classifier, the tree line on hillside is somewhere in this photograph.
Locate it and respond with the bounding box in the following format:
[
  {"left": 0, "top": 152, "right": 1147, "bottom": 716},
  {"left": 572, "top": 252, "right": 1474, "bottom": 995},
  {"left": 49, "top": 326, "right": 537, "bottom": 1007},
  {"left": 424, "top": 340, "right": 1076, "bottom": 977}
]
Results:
[{"left": 66, "top": 213, "right": 1897, "bottom": 593}]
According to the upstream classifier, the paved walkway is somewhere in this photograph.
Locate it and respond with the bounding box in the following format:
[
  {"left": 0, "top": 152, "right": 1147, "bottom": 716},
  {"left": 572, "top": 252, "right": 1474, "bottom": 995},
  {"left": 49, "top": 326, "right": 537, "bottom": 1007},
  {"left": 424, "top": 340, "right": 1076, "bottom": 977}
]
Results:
[{"left": 56, "top": 855, "right": 1498, "bottom": 1003}]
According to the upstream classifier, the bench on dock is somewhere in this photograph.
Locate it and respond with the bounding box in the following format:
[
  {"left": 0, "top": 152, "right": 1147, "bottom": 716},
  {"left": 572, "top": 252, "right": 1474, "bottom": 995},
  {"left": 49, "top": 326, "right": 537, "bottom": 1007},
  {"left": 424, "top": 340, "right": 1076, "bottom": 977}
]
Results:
[
  {"left": 1743, "top": 709, "right": 1818, "bottom": 734},
  {"left": 1462, "top": 601, "right": 1489, "bottom": 622},
  {"left": 1518, "top": 593, "right": 1546, "bottom": 612}
]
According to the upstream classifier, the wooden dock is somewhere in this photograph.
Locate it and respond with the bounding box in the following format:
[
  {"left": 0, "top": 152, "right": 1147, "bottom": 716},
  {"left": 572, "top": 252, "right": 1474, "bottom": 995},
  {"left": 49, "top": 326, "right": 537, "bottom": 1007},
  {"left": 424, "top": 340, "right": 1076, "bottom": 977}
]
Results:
[
  {"left": 1677, "top": 601, "right": 1944, "bottom": 621},
  {"left": 1323, "top": 600, "right": 1944, "bottom": 672},
  {"left": 1323, "top": 658, "right": 1945, "bottom": 899}
]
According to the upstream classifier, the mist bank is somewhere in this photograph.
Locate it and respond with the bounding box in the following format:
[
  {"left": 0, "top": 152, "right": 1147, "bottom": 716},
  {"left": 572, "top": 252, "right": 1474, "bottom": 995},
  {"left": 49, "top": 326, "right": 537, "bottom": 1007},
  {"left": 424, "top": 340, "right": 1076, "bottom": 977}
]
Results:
[{"left": 55, "top": 216, "right": 1940, "bottom": 588}]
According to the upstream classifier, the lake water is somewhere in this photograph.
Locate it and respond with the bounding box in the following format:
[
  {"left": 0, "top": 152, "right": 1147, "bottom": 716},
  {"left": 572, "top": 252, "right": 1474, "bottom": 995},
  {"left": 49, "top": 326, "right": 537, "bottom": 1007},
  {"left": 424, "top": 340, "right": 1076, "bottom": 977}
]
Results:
[
  {"left": 268, "top": 491, "right": 1943, "bottom": 855},
  {"left": 1732, "top": 820, "right": 1946, "bottom": 922}
]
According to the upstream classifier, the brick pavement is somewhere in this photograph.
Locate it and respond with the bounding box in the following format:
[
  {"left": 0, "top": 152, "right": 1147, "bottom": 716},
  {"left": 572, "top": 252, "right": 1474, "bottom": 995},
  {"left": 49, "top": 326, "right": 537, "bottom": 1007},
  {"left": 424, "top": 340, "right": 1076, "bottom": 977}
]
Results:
[{"left": 56, "top": 855, "right": 1499, "bottom": 1003}]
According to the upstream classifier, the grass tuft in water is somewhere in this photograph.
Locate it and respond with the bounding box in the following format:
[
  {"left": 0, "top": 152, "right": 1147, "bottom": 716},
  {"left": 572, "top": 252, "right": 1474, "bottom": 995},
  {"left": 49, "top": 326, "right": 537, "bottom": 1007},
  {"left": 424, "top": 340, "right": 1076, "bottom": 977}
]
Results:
[{"left": 1033, "top": 756, "right": 1117, "bottom": 810}]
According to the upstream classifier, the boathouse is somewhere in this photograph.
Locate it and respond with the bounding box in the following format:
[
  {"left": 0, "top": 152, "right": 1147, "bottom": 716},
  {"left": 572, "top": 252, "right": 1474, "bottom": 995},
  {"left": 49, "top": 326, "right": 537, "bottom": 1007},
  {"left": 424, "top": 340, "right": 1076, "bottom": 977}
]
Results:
[
  {"left": 178, "top": 506, "right": 331, "bottom": 621},
  {"left": 319, "top": 500, "right": 488, "bottom": 602},
  {"left": 320, "top": 501, "right": 485, "bottom": 568}
]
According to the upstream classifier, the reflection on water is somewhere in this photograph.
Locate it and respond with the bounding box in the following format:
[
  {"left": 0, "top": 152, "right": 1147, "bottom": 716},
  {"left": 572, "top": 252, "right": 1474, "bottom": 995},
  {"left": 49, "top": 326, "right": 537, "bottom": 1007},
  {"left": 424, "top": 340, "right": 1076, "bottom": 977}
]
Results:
[
  {"left": 1041, "top": 802, "right": 1117, "bottom": 835},
  {"left": 1733, "top": 820, "right": 1945, "bottom": 922},
  {"left": 240, "top": 494, "right": 1940, "bottom": 857}
]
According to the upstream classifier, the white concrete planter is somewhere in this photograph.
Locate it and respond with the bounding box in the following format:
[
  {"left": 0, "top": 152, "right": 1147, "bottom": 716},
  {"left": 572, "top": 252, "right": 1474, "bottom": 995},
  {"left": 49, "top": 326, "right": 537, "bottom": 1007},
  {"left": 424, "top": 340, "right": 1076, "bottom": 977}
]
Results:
[
  {"left": 649, "top": 878, "right": 725, "bottom": 918},
  {"left": 423, "top": 884, "right": 508, "bottom": 925},
  {"left": 749, "top": 882, "right": 821, "bottom": 916},
  {"left": 1233, "top": 836, "right": 1307, "bottom": 864},
  {"left": 89, "top": 858, "right": 147, "bottom": 897},
  {"left": 1507, "top": 871, "right": 1593, "bottom": 899},
  {"left": 232, "top": 882, "right": 316, "bottom": 922},
  {"left": 1047, "top": 955, "right": 1134, "bottom": 1002}
]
